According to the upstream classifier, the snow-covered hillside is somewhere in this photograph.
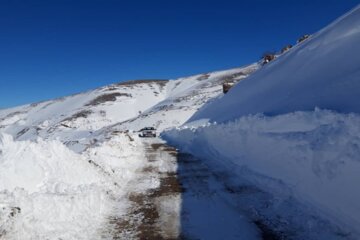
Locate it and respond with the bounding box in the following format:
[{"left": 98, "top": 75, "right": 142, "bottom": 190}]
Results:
[
  {"left": 164, "top": 4, "right": 360, "bottom": 237},
  {"left": 104, "top": 64, "right": 258, "bottom": 133},
  {"left": 0, "top": 80, "right": 168, "bottom": 148},
  {"left": 0, "top": 64, "right": 257, "bottom": 145},
  {"left": 189, "top": 6, "right": 360, "bottom": 123}
]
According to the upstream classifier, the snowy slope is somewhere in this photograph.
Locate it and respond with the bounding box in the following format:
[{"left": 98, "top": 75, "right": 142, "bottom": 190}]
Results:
[
  {"left": 189, "top": 5, "right": 360, "bottom": 124},
  {"left": 0, "top": 80, "right": 168, "bottom": 146},
  {"left": 104, "top": 64, "right": 258, "bottom": 133},
  {"left": 164, "top": 4, "right": 360, "bottom": 237}
]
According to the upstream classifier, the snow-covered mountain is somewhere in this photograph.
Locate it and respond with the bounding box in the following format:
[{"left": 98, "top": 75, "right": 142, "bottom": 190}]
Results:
[{"left": 0, "top": 64, "right": 257, "bottom": 144}]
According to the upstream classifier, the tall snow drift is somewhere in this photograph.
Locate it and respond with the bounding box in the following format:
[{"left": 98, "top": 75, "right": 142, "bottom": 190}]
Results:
[{"left": 190, "top": 5, "right": 360, "bottom": 123}]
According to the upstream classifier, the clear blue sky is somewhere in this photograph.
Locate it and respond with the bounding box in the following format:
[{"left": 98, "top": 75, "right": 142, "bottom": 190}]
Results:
[{"left": 0, "top": 0, "right": 358, "bottom": 108}]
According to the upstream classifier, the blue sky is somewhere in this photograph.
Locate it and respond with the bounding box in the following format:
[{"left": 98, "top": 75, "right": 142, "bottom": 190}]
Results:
[{"left": 0, "top": 0, "right": 358, "bottom": 108}]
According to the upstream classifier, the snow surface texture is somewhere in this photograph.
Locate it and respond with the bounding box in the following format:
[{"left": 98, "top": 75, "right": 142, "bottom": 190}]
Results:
[
  {"left": 164, "top": 4, "right": 360, "bottom": 237},
  {"left": 190, "top": 5, "right": 360, "bottom": 123}
]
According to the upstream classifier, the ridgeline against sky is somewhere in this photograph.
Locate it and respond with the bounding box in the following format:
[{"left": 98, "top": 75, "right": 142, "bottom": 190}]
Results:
[{"left": 0, "top": 0, "right": 358, "bottom": 108}]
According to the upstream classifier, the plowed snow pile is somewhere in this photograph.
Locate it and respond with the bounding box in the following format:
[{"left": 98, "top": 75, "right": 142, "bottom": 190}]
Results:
[
  {"left": 0, "top": 134, "right": 102, "bottom": 192},
  {"left": 0, "top": 134, "right": 146, "bottom": 239}
]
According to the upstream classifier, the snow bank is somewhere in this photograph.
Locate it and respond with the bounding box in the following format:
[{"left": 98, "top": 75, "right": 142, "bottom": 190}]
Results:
[
  {"left": 190, "top": 5, "right": 360, "bottom": 123},
  {"left": 0, "top": 134, "right": 102, "bottom": 193},
  {"left": 0, "top": 133, "right": 147, "bottom": 239},
  {"left": 163, "top": 109, "right": 360, "bottom": 234},
  {"left": 0, "top": 134, "right": 108, "bottom": 239}
]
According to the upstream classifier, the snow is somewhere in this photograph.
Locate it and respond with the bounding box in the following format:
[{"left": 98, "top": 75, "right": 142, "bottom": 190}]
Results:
[
  {"left": 108, "top": 64, "right": 258, "bottom": 133},
  {"left": 189, "top": 5, "right": 360, "bottom": 124},
  {"left": 0, "top": 134, "right": 102, "bottom": 193},
  {"left": 0, "top": 132, "right": 150, "bottom": 239},
  {"left": 0, "top": 81, "right": 167, "bottom": 144},
  {"left": 0, "top": 133, "right": 106, "bottom": 239}
]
